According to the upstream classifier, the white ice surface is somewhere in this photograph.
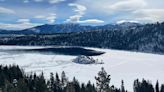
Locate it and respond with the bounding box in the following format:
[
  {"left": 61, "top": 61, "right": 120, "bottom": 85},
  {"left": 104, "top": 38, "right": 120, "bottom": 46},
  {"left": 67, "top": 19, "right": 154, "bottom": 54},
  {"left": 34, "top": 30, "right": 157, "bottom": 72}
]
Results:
[{"left": 0, "top": 46, "right": 164, "bottom": 91}]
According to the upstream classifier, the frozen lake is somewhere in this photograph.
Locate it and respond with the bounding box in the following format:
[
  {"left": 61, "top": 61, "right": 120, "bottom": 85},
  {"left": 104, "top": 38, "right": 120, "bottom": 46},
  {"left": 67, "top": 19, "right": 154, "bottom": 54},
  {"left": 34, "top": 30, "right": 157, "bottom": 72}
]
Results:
[{"left": 0, "top": 46, "right": 164, "bottom": 91}]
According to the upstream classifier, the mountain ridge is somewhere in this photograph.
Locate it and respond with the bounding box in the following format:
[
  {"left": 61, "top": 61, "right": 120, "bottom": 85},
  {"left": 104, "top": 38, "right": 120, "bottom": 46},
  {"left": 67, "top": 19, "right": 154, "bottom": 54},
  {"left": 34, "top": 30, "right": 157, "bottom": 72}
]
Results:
[{"left": 0, "top": 22, "right": 142, "bottom": 34}]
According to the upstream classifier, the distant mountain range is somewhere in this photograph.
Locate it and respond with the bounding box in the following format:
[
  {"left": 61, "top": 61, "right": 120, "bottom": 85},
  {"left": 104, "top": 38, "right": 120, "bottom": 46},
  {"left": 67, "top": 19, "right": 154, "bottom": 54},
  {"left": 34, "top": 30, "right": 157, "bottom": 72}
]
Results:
[{"left": 0, "top": 22, "right": 141, "bottom": 34}]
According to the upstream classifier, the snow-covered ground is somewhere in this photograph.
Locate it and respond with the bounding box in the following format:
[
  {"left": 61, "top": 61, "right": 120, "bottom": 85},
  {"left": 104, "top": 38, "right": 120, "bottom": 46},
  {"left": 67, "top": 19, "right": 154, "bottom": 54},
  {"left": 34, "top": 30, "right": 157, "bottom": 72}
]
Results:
[{"left": 0, "top": 46, "right": 164, "bottom": 91}]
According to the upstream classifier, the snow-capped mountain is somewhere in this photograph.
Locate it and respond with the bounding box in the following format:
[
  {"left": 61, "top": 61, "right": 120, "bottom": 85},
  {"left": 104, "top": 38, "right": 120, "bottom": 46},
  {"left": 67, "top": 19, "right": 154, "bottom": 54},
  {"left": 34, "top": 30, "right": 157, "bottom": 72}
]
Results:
[
  {"left": 0, "top": 23, "right": 95, "bottom": 34},
  {"left": 0, "top": 22, "right": 141, "bottom": 34}
]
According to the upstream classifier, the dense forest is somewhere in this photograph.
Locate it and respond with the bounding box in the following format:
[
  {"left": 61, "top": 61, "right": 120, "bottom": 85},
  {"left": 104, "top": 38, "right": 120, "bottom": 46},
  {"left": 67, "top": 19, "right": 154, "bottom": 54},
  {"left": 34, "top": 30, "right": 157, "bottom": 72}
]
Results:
[
  {"left": 0, "top": 22, "right": 164, "bottom": 54},
  {"left": 0, "top": 65, "right": 164, "bottom": 92}
]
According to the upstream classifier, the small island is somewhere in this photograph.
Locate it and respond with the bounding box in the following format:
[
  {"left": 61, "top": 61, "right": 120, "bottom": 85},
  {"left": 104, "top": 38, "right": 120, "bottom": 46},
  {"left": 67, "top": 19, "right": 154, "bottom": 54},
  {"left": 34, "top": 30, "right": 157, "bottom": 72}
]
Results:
[{"left": 72, "top": 55, "right": 104, "bottom": 64}]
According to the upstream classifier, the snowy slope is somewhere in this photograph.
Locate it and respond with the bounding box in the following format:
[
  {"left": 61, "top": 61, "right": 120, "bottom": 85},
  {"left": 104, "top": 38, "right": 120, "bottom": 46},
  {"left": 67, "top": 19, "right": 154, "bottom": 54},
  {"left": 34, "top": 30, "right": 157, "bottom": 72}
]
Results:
[{"left": 0, "top": 46, "right": 164, "bottom": 91}]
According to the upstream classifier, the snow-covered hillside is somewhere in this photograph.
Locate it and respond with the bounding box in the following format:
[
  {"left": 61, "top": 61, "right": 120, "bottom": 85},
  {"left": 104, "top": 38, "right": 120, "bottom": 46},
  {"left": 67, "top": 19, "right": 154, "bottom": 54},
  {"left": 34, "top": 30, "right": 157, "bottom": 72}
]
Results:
[{"left": 0, "top": 46, "right": 164, "bottom": 91}]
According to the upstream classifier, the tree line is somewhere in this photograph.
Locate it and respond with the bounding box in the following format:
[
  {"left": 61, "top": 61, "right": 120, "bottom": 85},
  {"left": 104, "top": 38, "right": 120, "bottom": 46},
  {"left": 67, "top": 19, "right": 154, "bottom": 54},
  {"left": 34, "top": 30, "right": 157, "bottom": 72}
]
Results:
[{"left": 0, "top": 65, "right": 164, "bottom": 92}]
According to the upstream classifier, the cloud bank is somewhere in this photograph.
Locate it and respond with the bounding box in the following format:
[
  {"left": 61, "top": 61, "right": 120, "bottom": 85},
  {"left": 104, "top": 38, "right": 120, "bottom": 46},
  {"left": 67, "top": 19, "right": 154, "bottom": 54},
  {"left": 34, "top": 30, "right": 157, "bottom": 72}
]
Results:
[{"left": 0, "top": 0, "right": 164, "bottom": 30}]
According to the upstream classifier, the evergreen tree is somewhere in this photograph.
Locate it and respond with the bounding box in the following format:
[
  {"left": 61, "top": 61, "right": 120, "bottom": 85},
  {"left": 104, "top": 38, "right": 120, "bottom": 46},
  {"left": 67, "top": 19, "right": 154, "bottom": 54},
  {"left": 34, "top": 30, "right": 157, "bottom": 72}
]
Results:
[
  {"left": 55, "top": 73, "right": 62, "bottom": 92},
  {"left": 81, "top": 83, "right": 86, "bottom": 92},
  {"left": 47, "top": 80, "right": 51, "bottom": 92},
  {"left": 72, "top": 77, "right": 80, "bottom": 92},
  {"left": 17, "top": 78, "right": 30, "bottom": 92},
  {"left": 156, "top": 81, "right": 159, "bottom": 92},
  {"left": 160, "top": 84, "right": 164, "bottom": 92},
  {"left": 49, "top": 73, "right": 55, "bottom": 92},
  {"left": 86, "top": 81, "right": 96, "bottom": 92},
  {"left": 3, "top": 80, "right": 14, "bottom": 92},
  {"left": 35, "top": 72, "right": 48, "bottom": 92},
  {"left": 61, "top": 71, "right": 68, "bottom": 89},
  {"left": 95, "top": 67, "right": 111, "bottom": 92},
  {"left": 133, "top": 79, "right": 154, "bottom": 92},
  {"left": 121, "top": 80, "right": 125, "bottom": 92},
  {"left": 66, "top": 82, "right": 75, "bottom": 92},
  {"left": 133, "top": 79, "right": 141, "bottom": 92}
]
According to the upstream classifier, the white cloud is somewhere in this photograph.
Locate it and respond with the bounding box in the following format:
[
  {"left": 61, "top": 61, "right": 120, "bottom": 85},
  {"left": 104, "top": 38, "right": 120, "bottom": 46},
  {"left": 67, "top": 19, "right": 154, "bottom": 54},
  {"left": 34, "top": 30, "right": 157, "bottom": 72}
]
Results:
[
  {"left": 69, "top": 3, "right": 87, "bottom": 15},
  {"left": 0, "top": 23, "right": 38, "bottom": 30},
  {"left": 74, "top": 0, "right": 164, "bottom": 23},
  {"left": 75, "top": 0, "right": 147, "bottom": 14},
  {"left": 65, "top": 3, "right": 86, "bottom": 23},
  {"left": 109, "top": 0, "right": 164, "bottom": 23},
  {"left": 65, "top": 15, "right": 81, "bottom": 23},
  {"left": 33, "top": 0, "right": 65, "bottom": 4},
  {"left": 34, "top": 0, "right": 43, "bottom": 2},
  {"left": 35, "top": 15, "right": 45, "bottom": 19},
  {"left": 23, "top": 0, "right": 29, "bottom": 3},
  {"left": 66, "top": 3, "right": 104, "bottom": 24},
  {"left": 17, "top": 19, "right": 30, "bottom": 23},
  {"left": 48, "top": 0, "right": 65, "bottom": 4},
  {"left": 0, "top": 23, "right": 40, "bottom": 30},
  {"left": 109, "top": 0, "right": 147, "bottom": 12},
  {"left": 78, "top": 19, "right": 104, "bottom": 24},
  {"left": 116, "top": 20, "right": 139, "bottom": 24},
  {"left": 0, "top": 7, "right": 15, "bottom": 14},
  {"left": 35, "top": 13, "right": 56, "bottom": 24},
  {"left": 132, "top": 9, "right": 164, "bottom": 22},
  {"left": 46, "top": 13, "right": 56, "bottom": 24},
  {"left": 0, "top": 18, "right": 42, "bottom": 30}
]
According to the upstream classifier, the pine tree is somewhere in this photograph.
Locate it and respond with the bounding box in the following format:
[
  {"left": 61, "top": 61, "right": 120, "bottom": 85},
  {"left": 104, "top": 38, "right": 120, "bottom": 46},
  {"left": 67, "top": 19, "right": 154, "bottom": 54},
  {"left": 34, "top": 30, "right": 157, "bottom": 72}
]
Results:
[
  {"left": 160, "top": 84, "right": 164, "bottom": 92},
  {"left": 49, "top": 73, "right": 55, "bottom": 92},
  {"left": 61, "top": 71, "right": 68, "bottom": 89},
  {"left": 35, "top": 72, "right": 48, "bottom": 92},
  {"left": 95, "top": 67, "right": 111, "bottom": 92},
  {"left": 86, "top": 81, "right": 96, "bottom": 92},
  {"left": 121, "top": 80, "right": 125, "bottom": 92},
  {"left": 86, "top": 81, "right": 92, "bottom": 92},
  {"left": 17, "top": 78, "right": 30, "bottom": 92},
  {"left": 134, "top": 79, "right": 154, "bottom": 92},
  {"left": 133, "top": 79, "right": 140, "bottom": 92},
  {"left": 55, "top": 73, "right": 62, "bottom": 92},
  {"left": 156, "top": 81, "right": 159, "bottom": 92},
  {"left": 47, "top": 81, "right": 51, "bottom": 92},
  {"left": 72, "top": 77, "right": 80, "bottom": 92},
  {"left": 66, "top": 82, "right": 75, "bottom": 92},
  {"left": 81, "top": 83, "right": 86, "bottom": 92}
]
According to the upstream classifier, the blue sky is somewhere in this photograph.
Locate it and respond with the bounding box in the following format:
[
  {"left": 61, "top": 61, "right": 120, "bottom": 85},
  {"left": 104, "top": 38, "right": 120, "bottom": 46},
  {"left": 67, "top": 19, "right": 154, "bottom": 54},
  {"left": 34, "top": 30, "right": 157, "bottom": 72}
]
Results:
[{"left": 0, "top": 0, "right": 164, "bottom": 30}]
